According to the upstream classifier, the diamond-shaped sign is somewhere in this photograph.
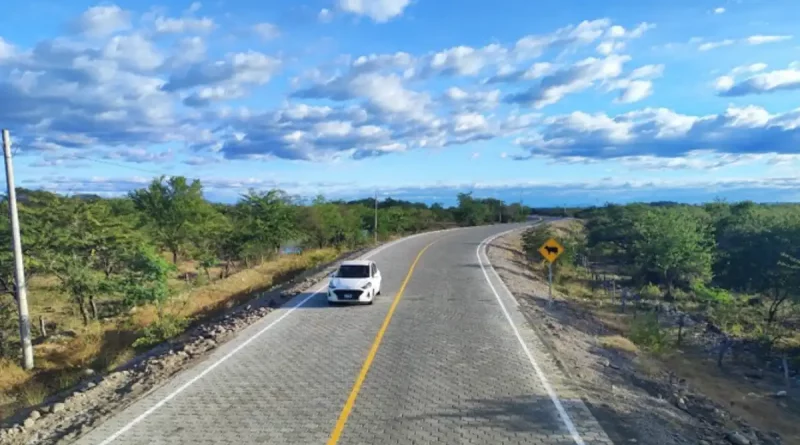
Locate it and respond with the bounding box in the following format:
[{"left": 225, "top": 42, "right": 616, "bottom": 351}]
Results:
[{"left": 538, "top": 238, "right": 565, "bottom": 263}]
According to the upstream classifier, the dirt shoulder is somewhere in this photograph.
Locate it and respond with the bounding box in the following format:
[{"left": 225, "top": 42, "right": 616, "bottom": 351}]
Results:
[{"left": 486, "top": 228, "right": 792, "bottom": 445}]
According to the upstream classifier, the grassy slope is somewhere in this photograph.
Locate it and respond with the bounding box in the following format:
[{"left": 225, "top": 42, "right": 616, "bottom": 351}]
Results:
[
  {"left": 0, "top": 247, "right": 339, "bottom": 419},
  {"left": 536, "top": 219, "right": 800, "bottom": 442}
]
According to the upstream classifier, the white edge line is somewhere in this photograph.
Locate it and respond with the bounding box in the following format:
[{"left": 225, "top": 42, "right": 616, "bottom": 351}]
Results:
[
  {"left": 476, "top": 225, "right": 586, "bottom": 445},
  {"left": 96, "top": 227, "right": 460, "bottom": 445}
]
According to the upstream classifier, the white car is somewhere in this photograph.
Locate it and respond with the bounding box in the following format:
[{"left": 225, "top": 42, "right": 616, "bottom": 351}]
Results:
[{"left": 327, "top": 260, "right": 382, "bottom": 305}]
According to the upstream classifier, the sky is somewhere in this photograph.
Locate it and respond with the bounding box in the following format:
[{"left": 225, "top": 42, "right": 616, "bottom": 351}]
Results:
[{"left": 1, "top": 0, "right": 800, "bottom": 207}]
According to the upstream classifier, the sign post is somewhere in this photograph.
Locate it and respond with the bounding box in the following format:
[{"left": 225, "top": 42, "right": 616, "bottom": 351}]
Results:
[{"left": 537, "top": 238, "right": 565, "bottom": 306}]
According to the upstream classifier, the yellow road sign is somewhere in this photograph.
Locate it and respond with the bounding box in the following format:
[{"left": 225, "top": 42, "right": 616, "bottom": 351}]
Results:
[{"left": 538, "top": 238, "right": 565, "bottom": 263}]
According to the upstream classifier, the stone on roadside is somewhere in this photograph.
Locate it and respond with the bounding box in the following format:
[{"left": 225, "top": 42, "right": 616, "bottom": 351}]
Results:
[
  {"left": 52, "top": 402, "right": 66, "bottom": 413},
  {"left": 775, "top": 390, "right": 787, "bottom": 398},
  {"left": 726, "top": 431, "right": 750, "bottom": 445}
]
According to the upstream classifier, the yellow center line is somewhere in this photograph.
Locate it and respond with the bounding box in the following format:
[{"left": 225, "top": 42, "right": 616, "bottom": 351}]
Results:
[{"left": 326, "top": 240, "right": 436, "bottom": 445}]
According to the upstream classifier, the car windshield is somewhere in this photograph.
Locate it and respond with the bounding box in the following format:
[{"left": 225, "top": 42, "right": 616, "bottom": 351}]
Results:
[{"left": 336, "top": 265, "right": 370, "bottom": 278}]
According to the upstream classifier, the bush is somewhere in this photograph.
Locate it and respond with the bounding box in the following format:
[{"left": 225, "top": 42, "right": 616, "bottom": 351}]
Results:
[
  {"left": 132, "top": 315, "right": 190, "bottom": 349},
  {"left": 629, "top": 313, "right": 670, "bottom": 353},
  {"left": 639, "top": 283, "right": 661, "bottom": 300}
]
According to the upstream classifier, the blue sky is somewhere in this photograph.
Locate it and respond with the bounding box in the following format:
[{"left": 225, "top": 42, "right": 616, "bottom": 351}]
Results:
[{"left": 1, "top": 0, "right": 800, "bottom": 207}]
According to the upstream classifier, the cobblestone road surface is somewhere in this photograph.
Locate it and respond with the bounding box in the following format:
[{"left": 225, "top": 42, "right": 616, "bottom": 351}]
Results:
[{"left": 73, "top": 225, "right": 612, "bottom": 445}]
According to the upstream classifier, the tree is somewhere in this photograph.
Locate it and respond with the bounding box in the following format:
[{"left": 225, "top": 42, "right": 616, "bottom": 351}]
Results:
[
  {"left": 130, "top": 176, "right": 212, "bottom": 264},
  {"left": 118, "top": 247, "right": 176, "bottom": 312},
  {"left": 235, "top": 189, "right": 298, "bottom": 263},
  {"left": 455, "top": 193, "right": 491, "bottom": 226},
  {"left": 631, "top": 208, "right": 714, "bottom": 298},
  {"left": 714, "top": 205, "right": 800, "bottom": 325}
]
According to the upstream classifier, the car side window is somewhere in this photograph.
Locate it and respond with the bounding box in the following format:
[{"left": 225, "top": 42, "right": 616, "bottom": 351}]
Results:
[{"left": 372, "top": 263, "right": 377, "bottom": 276}]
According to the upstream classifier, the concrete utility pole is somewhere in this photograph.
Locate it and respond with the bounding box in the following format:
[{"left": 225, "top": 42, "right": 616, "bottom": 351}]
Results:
[
  {"left": 2, "top": 129, "right": 33, "bottom": 370},
  {"left": 374, "top": 190, "right": 378, "bottom": 244}
]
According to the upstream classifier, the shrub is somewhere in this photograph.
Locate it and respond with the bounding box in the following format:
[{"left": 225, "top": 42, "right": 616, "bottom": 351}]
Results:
[
  {"left": 132, "top": 315, "right": 190, "bottom": 349},
  {"left": 639, "top": 283, "right": 662, "bottom": 300},
  {"left": 629, "top": 313, "right": 670, "bottom": 353}
]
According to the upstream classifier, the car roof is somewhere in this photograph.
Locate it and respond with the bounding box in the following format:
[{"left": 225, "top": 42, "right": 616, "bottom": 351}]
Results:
[{"left": 339, "top": 260, "right": 372, "bottom": 266}]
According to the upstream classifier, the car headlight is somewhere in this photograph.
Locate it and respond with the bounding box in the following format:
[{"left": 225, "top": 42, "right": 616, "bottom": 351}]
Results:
[{"left": 361, "top": 282, "right": 372, "bottom": 290}]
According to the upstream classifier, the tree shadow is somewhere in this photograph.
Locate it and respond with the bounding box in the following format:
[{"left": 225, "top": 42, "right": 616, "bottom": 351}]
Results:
[{"left": 401, "top": 394, "right": 567, "bottom": 432}]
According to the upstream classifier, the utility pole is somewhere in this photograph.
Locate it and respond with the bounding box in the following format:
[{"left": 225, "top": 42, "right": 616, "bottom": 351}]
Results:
[
  {"left": 3, "top": 129, "right": 33, "bottom": 370},
  {"left": 374, "top": 190, "right": 378, "bottom": 244}
]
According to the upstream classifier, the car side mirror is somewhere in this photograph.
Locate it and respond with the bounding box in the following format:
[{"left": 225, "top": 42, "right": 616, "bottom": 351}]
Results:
[{"left": 329, "top": 272, "right": 336, "bottom": 278}]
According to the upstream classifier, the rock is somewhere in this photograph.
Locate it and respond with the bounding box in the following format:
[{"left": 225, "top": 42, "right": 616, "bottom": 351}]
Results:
[
  {"left": 82, "top": 368, "right": 96, "bottom": 377},
  {"left": 87, "top": 382, "right": 97, "bottom": 389},
  {"left": 52, "top": 402, "right": 66, "bottom": 413},
  {"left": 29, "top": 410, "right": 41, "bottom": 420},
  {"left": 726, "top": 431, "right": 750, "bottom": 445},
  {"left": 775, "top": 390, "right": 787, "bottom": 398},
  {"left": 699, "top": 440, "right": 710, "bottom": 445},
  {"left": 23, "top": 418, "right": 35, "bottom": 428},
  {"left": 677, "top": 397, "right": 688, "bottom": 411}
]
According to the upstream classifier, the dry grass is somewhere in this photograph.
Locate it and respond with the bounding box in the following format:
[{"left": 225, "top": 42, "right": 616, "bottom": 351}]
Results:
[
  {"left": 1, "top": 247, "right": 343, "bottom": 421},
  {"left": 550, "top": 219, "right": 585, "bottom": 237},
  {"left": 0, "top": 359, "right": 29, "bottom": 390},
  {"left": 598, "top": 335, "right": 639, "bottom": 355}
]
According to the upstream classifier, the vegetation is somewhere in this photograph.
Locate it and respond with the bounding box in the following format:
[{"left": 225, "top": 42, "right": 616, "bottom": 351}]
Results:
[
  {"left": 0, "top": 178, "right": 529, "bottom": 418},
  {"left": 523, "top": 201, "right": 800, "bottom": 364}
]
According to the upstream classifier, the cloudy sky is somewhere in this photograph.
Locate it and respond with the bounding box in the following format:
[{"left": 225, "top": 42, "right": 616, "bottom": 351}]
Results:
[{"left": 1, "top": 0, "right": 800, "bottom": 206}]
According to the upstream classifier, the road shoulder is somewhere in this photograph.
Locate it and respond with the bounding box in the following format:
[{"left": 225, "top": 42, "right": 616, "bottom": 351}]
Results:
[{"left": 485, "top": 228, "right": 785, "bottom": 445}]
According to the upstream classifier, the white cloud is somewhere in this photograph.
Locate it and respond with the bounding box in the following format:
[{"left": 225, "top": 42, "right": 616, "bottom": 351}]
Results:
[
  {"left": 102, "top": 34, "right": 164, "bottom": 71},
  {"left": 596, "top": 41, "right": 625, "bottom": 55},
  {"left": 253, "top": 23, "right": 280, "bottom": 40},
  {"left": 616, "top": 80, "right": 653, "bottom": 103},
  {"left": 319, "top": 8, "right": 333, "bottom": 23},
  {"left": 714, "top": 75, "right": 735, "bottom": 91},
  {"left": 72, "top": 5, "right": 132, "bottom": 38},
  {"left": 420, "top": 44, "right": 508, "bottom": 77},
  {"left": 695, "top": 35, "right": 792, "bottom": 51},
  {"left": 713, "top": 7, "right": 726, "bottom": 14},
  {"left": 443, "top": 87, "right": 501, "bottom": 110},
  {"left": 513, "top": 105, "right": 800, "bottom": 161},
  {"left": 698, "top": 39, "right": 735, "bottom": 51},
  {"left": 716, "top": 65, "right": 800, "bottom": 96},
  {"left": 0, "top": 38, "right": 14, "bottom": 61},
  {"left": 188, "top": 2, "right": 203, "bottom": 13},
  {"left": 629, "top": 64, "right": 664, "bottom": 79},
  {"left": 453, "top": 113, "right": 489, "bottom": 134},
  {"left": 515, "top": 19, "right": 614, "bottom": 58},
  {"left": 153, "top": 16, "right": 216, "bottom": 34},
  {"left": 730, "top": 63, "right": 768, "bottom": 76},
  {"left": 506, "top": 54, "right": 631, "bottom": 108},
  {"left": 337, "top": 0, "right": 412, "bottom": 23},
  {"left": 164, "top": 51, "right": 281, "bottom": 94},
  {"left": 746, "top": 35, "right": 792, "bottom": 45},
  {"left": 485, "top": 62, "right": 556, "bottom": 83}
]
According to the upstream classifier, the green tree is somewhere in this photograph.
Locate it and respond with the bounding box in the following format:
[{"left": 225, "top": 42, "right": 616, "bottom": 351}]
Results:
[
  {"left": 631, "top": 208, "right": 714, "bottom": 298},
  {"left": 130, "top": 176, "right": 213, "bottom": 264},
  {"left": 118, "top": 247, "right": 176, "bottom": 311},
  {"left": 235, "top": 189, "right": 299, "bottom": 263},
  {"left": 715, "top": 205, "right": 800, "bottom": 325},
  {"left": 455, "top": 193, "right": 491, "bottom": 226}
]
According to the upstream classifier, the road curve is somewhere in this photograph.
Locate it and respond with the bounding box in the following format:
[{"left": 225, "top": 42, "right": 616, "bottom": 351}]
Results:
[{"left": 73, "top": 224, "right": 612, "bottom": 445}]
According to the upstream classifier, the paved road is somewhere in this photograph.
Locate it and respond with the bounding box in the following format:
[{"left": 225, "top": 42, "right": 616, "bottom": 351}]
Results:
[{"left": 74, "top": 224, "right": 612, "bottom": 445}]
